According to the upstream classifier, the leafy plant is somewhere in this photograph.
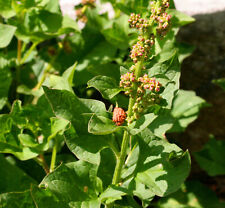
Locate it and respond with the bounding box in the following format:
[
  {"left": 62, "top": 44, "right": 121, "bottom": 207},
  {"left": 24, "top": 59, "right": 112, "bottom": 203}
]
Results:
[{"left": 0, "top": 0, "right": 208, "bottom": 207}]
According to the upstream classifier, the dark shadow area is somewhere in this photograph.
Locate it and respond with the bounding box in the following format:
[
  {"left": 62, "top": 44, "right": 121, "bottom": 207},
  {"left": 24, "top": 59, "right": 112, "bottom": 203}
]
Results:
[{"left": 168, "top": 10, "right": 225, "bottom": 200}]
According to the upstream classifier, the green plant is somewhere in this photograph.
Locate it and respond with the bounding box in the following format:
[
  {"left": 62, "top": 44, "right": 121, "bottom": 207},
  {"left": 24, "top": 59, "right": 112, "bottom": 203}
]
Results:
[{"left": 0, "top": 0, "right": 208, "bottom": 207}]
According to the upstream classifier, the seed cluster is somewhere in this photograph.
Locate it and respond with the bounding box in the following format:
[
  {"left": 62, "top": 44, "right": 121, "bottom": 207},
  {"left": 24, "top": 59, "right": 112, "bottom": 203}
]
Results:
[
  {"left": 115, "top": 1, "right": 172, "bottom": 124},
  {"left": 150, "top": 0, "right": 172, "bottom": 37},
  {"left": 130, "top": 35, "right": 155, "bottom": 63}
]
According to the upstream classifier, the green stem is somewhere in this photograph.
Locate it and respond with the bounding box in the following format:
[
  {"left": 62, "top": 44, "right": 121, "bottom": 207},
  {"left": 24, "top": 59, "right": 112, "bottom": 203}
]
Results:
[
  {"left": 112, "top": 130, "right": 130, "bottom": 185},
  {"left": 20, "top": 42, "right": 39, "bottom": 65},
  {"left": 34, "top": 154, "right": 49, "bottom": 174},
  {"left": 17, "top": 39, "right": 22, "bottom": 64},
  {"left": 50, "top": 142, "right": 58, "bottom": 172},
  {"left": 112, "top": 60, "right": 143, "bottom": 186},
  {"left": 34, "top": 62, "right": 52, "bottom": 90}
]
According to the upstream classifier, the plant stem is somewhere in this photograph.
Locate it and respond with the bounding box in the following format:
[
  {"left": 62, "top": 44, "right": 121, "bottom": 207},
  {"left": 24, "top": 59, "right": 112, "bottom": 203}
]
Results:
[
  {"left": 17, "top": 39, "right": 22, "bottom": 64},
  {"left": 34, "top": 154, "right": 49, "bottom": 174},
  {"left": 112, "top": 130, "right": 130, "bottom": 185},
  {"left": 34, "top": 62, "right": 52, "bottom": 90},
  {"left": 50, "top": 141, "right": 58, "bottom": 172},
  {"left": 20, "top": 42, "right": 39, "bottom": 65},
  {"left": 112, "top": 60, "right": 143, "bottom": 186}
]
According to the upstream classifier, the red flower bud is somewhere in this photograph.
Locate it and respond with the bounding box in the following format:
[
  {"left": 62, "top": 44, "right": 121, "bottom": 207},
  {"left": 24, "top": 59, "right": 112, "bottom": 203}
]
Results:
[{"left": 112, "top": 107, "right": 126, "bottom": 126}]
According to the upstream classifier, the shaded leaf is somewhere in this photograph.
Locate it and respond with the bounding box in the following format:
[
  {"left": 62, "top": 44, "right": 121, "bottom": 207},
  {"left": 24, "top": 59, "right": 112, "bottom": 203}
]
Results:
[
  {"left": 87, "top": 76, "right": 122, "bottom": 100},
  {"left": 158, "top": 181, "right": 222, "bottom": 208},
  {"left": 194, "top": 137, "right": 225, "bottom": 176},
  {"left": 169, "top": 90, "right": 206, "bottom": 133},
  {"left": 40, "top": 161, "right": 102, "bottom": 204}
]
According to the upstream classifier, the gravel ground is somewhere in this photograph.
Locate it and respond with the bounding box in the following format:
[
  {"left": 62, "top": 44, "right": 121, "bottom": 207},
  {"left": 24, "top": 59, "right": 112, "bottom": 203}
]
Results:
[{"left": 60, "top": 0, "right": 225, "bottom": 18}]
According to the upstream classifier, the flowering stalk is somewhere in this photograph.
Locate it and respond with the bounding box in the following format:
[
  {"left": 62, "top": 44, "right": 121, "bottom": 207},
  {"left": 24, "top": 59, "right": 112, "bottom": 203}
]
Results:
[{"left": 111, "top": 0, "right": 172, "bottom": 190}]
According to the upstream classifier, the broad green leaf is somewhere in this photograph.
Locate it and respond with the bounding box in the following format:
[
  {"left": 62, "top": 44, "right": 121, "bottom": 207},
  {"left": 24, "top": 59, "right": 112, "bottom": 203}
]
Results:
[
  {"left": 43, "top": 87, "right": 106, "bottom": 135},
  {"left": 40, "top": 161, "right": 102, "bottom": 205},
  {"left": 133, "top": 180, "right": 155, "bottom": 207},
  {"left": 100, "top": 186, "right": 129, "bottom": 204},
  {"left": 158, "top": 181, "right": 222, "bottom": 208},
  {"left": 101, "top": 15, "right": 132, "bottom": 50},
  {"left": 123, "top": 136, "right": 191, "bottom": 197},
  {"left": 168, "top": 9, "right": 195, "bottom": 26},
  {"left": 87, "top": 76, "right": 122, "bottom": 100},
  {"left": 97, "top": 148, "right": 116, "bottom": 188},
  {"left": 115, "top": 0, "right": 149, "bottom": 14},
  {"left": 0, "top": 190, "right": 36, "bottom": 208},
  {"left": 129, "top": 113, "right": 158, "bottom": 135},
  {"left": 88, "top": 114, "right": 127, "bottom": 135},
  {"left": 68, "top": 200, "right": 101, "bottom": 208},
  {"left": 0, "top": 24, "right": 17, "bottom": 48},
  {"left": 0, "top": 155, "right": 37, "bottom": 194},
  {"left": 0, "top": 0, "right": 16, "bottom": 18},
  {"left": 147, "top": 110, "right": 174, "bottom": 139},
  {"left": 194, "top": 137, "right": 225, "bottom": 176},
  {"left": 169, "top": 90, "right": 206, "bottom": 132},
  {"left": 62, "top": 62, "right": 77, "bottom": 87},
  {"left": 74, "top": 41, "right": 117, "bottom": 86},
  {"left": 0, "top": 99, "right": 52, "bottom": 160},
  {"left": 59, "top": 15, "right": 80, "bottom": 34},
  {"left": 18, "top": 134, "right": 39, "bottom": 147},
  {"left": 64, "top": 126, "right": 110, "bottom": 165},
  {"left": 0, "top": 185, "right": 64, "bottom": 208},
  {"left": 50, "top": 117, "right": 70, "bottom": 138},
  {"left": 213, "top": 78, "right": 225, "bottom": 91},
  {"left": 148, "top": 54, "right": 181, "bottom": 109},
  {"left": 0, "top": 110, "right": 39, "bottom": 160}
]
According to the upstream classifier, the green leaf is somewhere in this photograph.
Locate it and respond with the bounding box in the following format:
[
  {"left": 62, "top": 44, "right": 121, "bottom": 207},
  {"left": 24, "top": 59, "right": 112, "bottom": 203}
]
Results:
[
  {"left": 148, "top": 54, "right": 181, "bottom": 109},
  {"left": 0, "top": 0, "right": 16, "bottom": 18},
  {"left": 0, "top": 24, "right": 17, "bottom": 48},
  {"left": 87, "top": 76, "right": 122, "bottom": 100},
  {"left": 40, "top": 161, "right": 102, "bottom": 205},
  {"left": 97, "top": 148, "right": 116, "bottom": 188},
  {"left": 194, "top": 137, "right": 225, "bottom": 176},
  {"left": 158, "top": 181, "right": 222, "bottom": 208},
  {"left": 147, "top": 110, "right": 174, "bottom": 139},
  {"left": 50, "top": 117, "right": 70, "bottom": 137},
  {"left": 124, "top": 136, "right": 191, "bottom": 197},
  {"left": 88, "top": 114, "right": 128, "bottom": 135},
  {"left": 169, "top": 90, "right": 206, "bottom": 132},
  {"left": 0, "top": 155, "right": 37, "bottom": 194},
  {"left": 64, "top": 126, "right": 110, "bottom": 165},
  {"left": 129, "top": 113, "right": 158, "bottom": 135},
  {"left": 213, "top": 78, "right": 225, "bottom": 91},
  {"left": 100, "top": 186, "right": 129, "bottom": 204},
  {"left": 101, "top": 15, "right": 132, "bottom": 50},
  {"left": 133, "top": 180, "right": 155, "bottom": 207},
  {"left": 0, "top": 67, "right": 12, "bottom": 110},
  {"left": 74, "top": 41, "right": 117, "bottom": 86},
  {"left": 59, "top": 15, "right": 80, "bottom": 34},
  {"left": 0, "top": 185, "right": 64, "bottom": 208},
  {"left": 168, "top": 9, "right": 195, "bottom": 26},
  {"left": 0, "top": 190, "right": 36, "bottom": 208},
  {"left": 0, "top": 111, "right": 39, "bottom": 160},
  {"left": 18, "top": 134, "right": 39, "bottom": 147},
  {"left": 49, "top": 62, "right": 77, "bottom": 92},
  {"left": 69, "top": 200, "right": 101, "bottom": 208},
  {"left": 43, "top": 87, "right": 106, "bottom": 134},
  {"left": 0, "top": 100, "right": 51, "bottom": 160}
]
